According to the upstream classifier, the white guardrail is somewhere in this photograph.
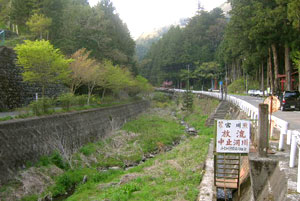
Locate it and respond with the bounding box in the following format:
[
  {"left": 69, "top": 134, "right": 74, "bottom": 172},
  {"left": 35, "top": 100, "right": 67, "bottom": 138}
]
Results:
[{"left": 159, "top": 88, "right": 300, "bottom": 192}]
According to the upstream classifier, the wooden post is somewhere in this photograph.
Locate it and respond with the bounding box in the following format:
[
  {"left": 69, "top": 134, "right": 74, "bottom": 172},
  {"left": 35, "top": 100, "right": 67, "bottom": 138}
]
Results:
[{"left": 258, "top": 104, "right": 269, "bottom": 157}]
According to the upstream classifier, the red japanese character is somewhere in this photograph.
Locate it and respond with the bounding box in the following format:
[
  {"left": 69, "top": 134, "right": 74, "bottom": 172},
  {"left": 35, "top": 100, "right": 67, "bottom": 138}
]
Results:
[
  {"left": 226, "top": 139, "right": 232, "bottom": 145},
  {"left": 242, "top": 139, "right": 249, "bottom": 145},
  {"left": 218, "top": 138, "right": 225, "bottom": 145},
  {"left": 222, "top": 130, "right": 231, "bottom": 137},
  {"left": 234, "top": 139, "right": 240, "bottom": 146},
  {"left": 237, "top": 130, "right": 246, "bottom": 138}
]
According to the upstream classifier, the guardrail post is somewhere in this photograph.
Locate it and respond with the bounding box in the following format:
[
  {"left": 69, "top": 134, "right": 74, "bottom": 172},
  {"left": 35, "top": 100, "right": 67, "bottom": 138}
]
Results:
[
  {"left": 289, "top": 134, "right": 297, "bottom": 168},
  {"left": 258, "top": 104, "right": 269, "bottom": 157},
  {"left": 279, "top": 122, "right": 288, "bottom": 151},
  {"left": 298, "top": 148, "right": 300, "bottom": 193},
  {"left": 287, "top": 130, "right": 292, "bottom": 145}
]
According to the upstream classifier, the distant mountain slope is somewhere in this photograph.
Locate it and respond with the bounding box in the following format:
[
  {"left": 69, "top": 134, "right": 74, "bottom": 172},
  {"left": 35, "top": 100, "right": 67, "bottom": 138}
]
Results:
[
  {"left": 135, "top": 26, "right": 170, "bottom": 61},
  {"left": 219, "top": 2, "right": 231, "bottom": 18},
  {"left": 135, "top": 2, "right": 231, "bottom": 62}
]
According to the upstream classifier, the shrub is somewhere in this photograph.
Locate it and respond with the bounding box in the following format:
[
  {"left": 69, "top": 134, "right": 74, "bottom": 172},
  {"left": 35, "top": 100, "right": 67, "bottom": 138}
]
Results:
[
  {"left": 37, "top": 151, "right": 69, "bottom": 170},
  {"left": 152, "top": 92, "right": 171, "bottom": 103},
  {"left": 181, "top": 90, "right": 193, "bottom": 112},
  {"left": 21, "top": 194, "right": 39, "bottom": 201},
  {"left": 28, "top": 97, "right": 54, "bottom": 115},
  {"left": 74, "top": 95, "right": 88, "bottom": 106},
  {"left": 50, "top": 168, "right": 100, "bottom": 196},
  {"left": 101, "top": 96, "right": 116, "bottom": 104},
  {"left": 0, "top": 116, "right": 14, "bottom": 121},
  {"left": 50, "top": 151, "right": 69, "bottom": 170},
  {"left": 89, "top": 95, "right": 101, "bottom": 105},
  {"left": 57, "top": 93, "right": 74, "bottom": 111},
  {"left": 79, "top": 143, "right": 96, "bottom": 156}
]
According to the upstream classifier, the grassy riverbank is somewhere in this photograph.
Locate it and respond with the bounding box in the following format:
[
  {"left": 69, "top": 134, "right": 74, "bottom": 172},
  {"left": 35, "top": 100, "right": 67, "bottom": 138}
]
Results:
[{"left": 0, "top": 93, "right": 219, "bottom": 201}]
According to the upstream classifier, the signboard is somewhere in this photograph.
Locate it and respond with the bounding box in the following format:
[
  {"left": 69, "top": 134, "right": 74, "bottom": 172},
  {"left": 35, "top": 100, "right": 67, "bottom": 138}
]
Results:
[{"left": 216, "top": 120, "right": 250, "bottom": 153}]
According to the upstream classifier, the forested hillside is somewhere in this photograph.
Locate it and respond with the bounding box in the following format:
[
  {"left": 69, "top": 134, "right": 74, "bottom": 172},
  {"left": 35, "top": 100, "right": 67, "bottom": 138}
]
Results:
[
  {"left": 139, "top": 8, "right": 227, "bottom": 89},
  {"left": 140, "top": 0, "right": 300, "bottom": 93},
  {"left": 2, "top": 0, "right": 300, "bottom": 93},
  {"left": 135, "top": 26, "right": 170, "bottom": 61},
  {"left": 0, "top": 0, "right": 136, "bottom": 72}
]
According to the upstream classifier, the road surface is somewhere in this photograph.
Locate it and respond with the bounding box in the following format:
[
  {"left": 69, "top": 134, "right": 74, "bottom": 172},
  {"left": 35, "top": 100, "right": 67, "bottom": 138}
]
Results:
[{"left": 232, "top": 95, "right": 300, "bottom": 130}]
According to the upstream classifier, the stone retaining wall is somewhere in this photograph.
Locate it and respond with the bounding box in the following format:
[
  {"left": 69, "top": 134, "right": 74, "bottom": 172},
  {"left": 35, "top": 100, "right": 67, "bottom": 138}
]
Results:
[
  {"left": 0, "top": 46, "right": 67, "bottom": 110},
  {"left": 0, "top": 101, "right": 150, "bottom": 184}
]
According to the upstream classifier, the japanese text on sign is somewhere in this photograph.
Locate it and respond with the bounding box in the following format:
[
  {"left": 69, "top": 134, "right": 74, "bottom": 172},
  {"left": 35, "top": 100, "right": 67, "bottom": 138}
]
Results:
[{"left": 216, "top": 120, "right": 250, "bottom": 153}]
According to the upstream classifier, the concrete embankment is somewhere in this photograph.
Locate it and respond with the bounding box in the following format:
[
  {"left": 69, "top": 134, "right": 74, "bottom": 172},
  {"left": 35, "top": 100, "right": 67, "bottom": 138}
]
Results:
[{"left": 0, "top": 101, "right": 149, "bottom": 184}]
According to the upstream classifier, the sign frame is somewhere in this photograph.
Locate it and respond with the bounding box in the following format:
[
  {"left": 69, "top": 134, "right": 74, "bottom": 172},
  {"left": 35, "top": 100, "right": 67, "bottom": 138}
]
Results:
[{"left": 215, "top": 120, "right": 251, "bottom": 154}]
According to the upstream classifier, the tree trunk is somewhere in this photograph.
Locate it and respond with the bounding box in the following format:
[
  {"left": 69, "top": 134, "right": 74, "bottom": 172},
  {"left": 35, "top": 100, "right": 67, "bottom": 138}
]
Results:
[
  {"left": 268, "top": 48, "right": 274, "bottom": 95},
  {"left": 87, "top": 82, "right": 95, "bottom": 105},
  {"left": 236, "top": 59, "right": 241, "bottom": 79},
  {"left": 299, "top": 73, "right": 300, "bottom": 92},
  {"left": 232, "top": 60, "right": 236, "bottom": 81},
  {"left": 87, "top": 91, "right": 91, "bottom": 105},
  {"left": 259, "top": 63, "right": 261, "bottom": 83},
  {"left": 267, "top": 57, "right": 270, "bottom": 90},
  {"left": 285, "top": 44, "right": 291, "bottom": 91},
  {"left": 70, "top": 83, "right": 75, "bottom": 94},
  {"left": 102, "top": 88, "right": 106, "bottom": 99},
  {"left": 261, "top": 62, "right": 265, "bottom": 96},
  {"left": 271, "top": 44, "right": 279, "bottom": 93}
]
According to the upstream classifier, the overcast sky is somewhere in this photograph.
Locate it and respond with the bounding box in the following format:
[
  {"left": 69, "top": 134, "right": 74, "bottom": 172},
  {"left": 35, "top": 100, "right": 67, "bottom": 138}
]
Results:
[{"left": 88, "top": 0, "right": 226, "bottom": 39}]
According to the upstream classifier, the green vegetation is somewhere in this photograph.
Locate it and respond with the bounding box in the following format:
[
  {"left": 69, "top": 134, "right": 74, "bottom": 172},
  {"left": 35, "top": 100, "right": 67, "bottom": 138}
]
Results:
[
  {"left": 37, "top": 151, "right": 69, "bottom": 170},
  {"left": 28, "top": 97, "right": 55, "bottom": 115},
  {"left": 21, "top": 194, "right": 39, "bottom": 201},
  {"left": 43, "top": 112, "right": 185, "bottom": 198},
  {"left": 184, "top": 96, "right": 219, "bottom": 131},
  {"left": 63, "top": 101, "right": 214, "bottom": 201},
  {"left": 139, "top": 9, "right": 226, "bottom": 88},
  {"left": 0, "top": 116, "right": 14, "bottom": 121},
  {"left": 1, "top": 0, "right": 154, "bottom": 115},
  {"left": 0, "top": 0, "right": 136, "bottom": 69},
  {"left": 26, "top": 13, "right": 52, "bottom": 40},
  {"left": 228, "top": 79, "right": 260, "bottom": 94},
  {"left": 0, "top": 96, "right": 140, "bottom": 122},
  {"left": 122, "top": 115, "right": 184, "bottom": 153},
  {"left": 182, "top": 90, "right": 194, "bottom": 112},
  {"left": 137, "top": 1, "right": 300, "bottom": 94},
  {"left": 15, "top": 40, "right": 71, "bottom": 97},
  {"left": 0, "top": 93, "right": 218, "bottom": 201},
  {"left": 135, "top": 26, "right": 170, "bottom": 61},
  {"left": 67, "top": 134, "right": 211, "bottom": 201}
]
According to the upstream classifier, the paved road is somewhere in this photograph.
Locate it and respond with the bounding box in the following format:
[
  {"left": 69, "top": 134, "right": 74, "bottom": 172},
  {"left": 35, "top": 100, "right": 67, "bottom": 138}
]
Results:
[
  {"left": 0, "top": 111, "right": 18, "bottom": 118},
  {"left": 232, "top": 95, "right": 300, "bottom": 130},
  {"left": 0, "top": 107, "right": 61, "bottom": 119}
]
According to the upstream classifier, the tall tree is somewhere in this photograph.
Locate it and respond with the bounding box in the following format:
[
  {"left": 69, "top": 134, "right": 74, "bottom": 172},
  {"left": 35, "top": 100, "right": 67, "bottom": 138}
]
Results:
[
  {"left": 15, "top": 40, "right": 71, "bottom": 97},
  {"left": 26, "top": 13, "right": 52, "bottom": 39}
]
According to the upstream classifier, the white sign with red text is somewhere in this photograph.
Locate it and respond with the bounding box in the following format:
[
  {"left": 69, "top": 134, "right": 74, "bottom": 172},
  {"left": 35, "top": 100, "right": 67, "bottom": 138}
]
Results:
[{"left": 216, "top": 120, "right": 250, "bottom": 153}]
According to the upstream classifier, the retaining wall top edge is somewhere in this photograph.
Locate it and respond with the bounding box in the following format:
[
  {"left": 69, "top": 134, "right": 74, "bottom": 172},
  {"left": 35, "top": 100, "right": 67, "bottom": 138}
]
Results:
[{"left": 0, "top": 100, "right": 149, "bottom": 126}]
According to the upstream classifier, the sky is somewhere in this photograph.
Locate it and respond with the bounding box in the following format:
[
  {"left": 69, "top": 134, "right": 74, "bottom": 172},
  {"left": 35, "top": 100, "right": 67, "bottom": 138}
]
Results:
[{"left": 88, "top": 0, "right": 227, "bottom": 39}]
